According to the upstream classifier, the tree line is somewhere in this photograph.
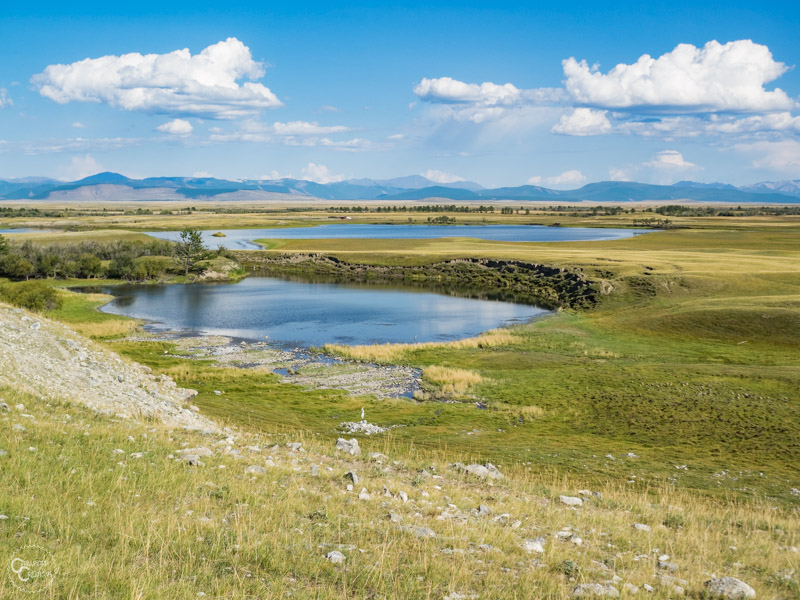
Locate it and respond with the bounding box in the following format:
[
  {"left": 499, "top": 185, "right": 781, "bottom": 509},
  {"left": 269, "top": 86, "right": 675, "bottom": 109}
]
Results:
[{"left": 0, "top": 228, "right": 208, "bottom": 282}]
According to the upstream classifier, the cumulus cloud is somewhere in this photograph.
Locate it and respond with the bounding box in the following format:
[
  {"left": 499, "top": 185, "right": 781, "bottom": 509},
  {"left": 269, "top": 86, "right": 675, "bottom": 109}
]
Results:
[
  {"left": 0, "top": 88, "right": 12, "bottom": 108},
  {"left": 71, "top": 121, "right": 85, "bottom": 128},
  {"left": 644, "top": 150, "right": 699, "bottom": 170},
  {"left": 422, "top": 169, "right": 465, "bottom": 183},
  {"left": 301, "top": 163, "right": 345, "bottom": 183},
  {"left": 528, "top": 170, "right": 587, "bottom": 187},
  {"left": 563, "top": 40, "right": 795, "bottom": 113},
  {"left": 32, "top": 38, "right": 281, "bottom": 119},
  {"left": 157, "top": 118, "right": 194, "bottom": 136},
  {"left": 551, "top": 108, "right": 612, "bottom": 136}
]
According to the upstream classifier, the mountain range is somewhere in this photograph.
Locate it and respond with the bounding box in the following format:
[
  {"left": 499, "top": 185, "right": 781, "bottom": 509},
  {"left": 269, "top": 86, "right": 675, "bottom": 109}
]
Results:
[{"left": 1, "top": 172, "right": 799, "bottom": 203}]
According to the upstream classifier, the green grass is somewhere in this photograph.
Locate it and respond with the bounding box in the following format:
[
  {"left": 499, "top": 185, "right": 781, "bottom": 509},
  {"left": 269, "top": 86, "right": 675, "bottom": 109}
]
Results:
[{"left": 10, "top": 215, "right": 800, "bottom": 504}]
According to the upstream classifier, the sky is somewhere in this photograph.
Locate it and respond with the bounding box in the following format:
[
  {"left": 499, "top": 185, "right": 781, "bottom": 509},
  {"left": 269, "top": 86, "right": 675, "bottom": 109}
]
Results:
[{"left": 0, "top": 0, "right": 799, "bottom": 187}]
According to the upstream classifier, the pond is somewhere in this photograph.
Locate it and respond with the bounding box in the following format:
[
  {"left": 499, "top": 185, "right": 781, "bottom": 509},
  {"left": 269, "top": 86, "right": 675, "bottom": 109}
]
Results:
[
  {"left": 147, "top": 224, "right": 645, "bottom": 249},
  {"left": 94, "top": 276, "right": 548, "bottom": 347},
  {"left": 0, "top": 228, "right": 33, "bottom": 234}
]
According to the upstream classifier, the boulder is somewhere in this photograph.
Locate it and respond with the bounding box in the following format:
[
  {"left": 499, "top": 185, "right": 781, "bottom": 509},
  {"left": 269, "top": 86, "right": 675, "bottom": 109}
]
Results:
[
  {"left": 705, "top": 577, "right": 756, "bottom": 599},
  {"left": 571, "top": 583, "right": 620, "bottom": 597},
  {"left": 335, "top": 438, "right": 361, "bottom": 456}
]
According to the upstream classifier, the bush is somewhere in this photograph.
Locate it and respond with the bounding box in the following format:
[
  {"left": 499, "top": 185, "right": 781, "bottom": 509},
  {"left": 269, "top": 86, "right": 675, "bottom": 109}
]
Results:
[{"left": 0, "top": 280, "right": 63, "bottom": 312}]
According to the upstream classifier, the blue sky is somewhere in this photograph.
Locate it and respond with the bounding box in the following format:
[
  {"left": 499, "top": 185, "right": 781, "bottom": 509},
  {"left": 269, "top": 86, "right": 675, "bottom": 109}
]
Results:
[{"left": 1, "top": 1, "right": 798, "bottom": 187}]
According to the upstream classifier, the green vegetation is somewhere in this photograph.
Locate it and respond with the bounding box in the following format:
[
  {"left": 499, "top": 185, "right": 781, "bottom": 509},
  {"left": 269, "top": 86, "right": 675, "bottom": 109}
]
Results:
[
  {"left": 0, "top": 280, "right": 63, "bottom": 311},
  {"left": 2, "top": 389, "right": 797, "bottom": 599}
]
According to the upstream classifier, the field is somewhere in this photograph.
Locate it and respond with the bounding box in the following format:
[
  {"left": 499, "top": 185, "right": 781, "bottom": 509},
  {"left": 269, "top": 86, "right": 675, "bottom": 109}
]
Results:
[
  {"left": 2, "top": 207, "right": 800, "bottom": 598},
  {"left": 3, "top": 209, "right": 798, "bottom": 505}
]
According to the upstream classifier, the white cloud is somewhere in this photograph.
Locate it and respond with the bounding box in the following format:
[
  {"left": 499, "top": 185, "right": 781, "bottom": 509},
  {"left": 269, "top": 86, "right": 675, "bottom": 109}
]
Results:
[
  {"left": 157, "top": 118, "right": 194, "bottom": 136},
  {"left": 57, "top": 154, "right": 102, "bottom": 180},
  {"left": 32, "top": 37, "right": 282, "bottom": 119},
  {"left": 0, "top": 88, "right": 13, "bottom": 108},
  {"left": 421, "top": 169, "right": 465, "bottom": 183},
  {"left": 734, "top": 140, "right": 800, "bottom": 173},
  {"left": 272, "top": 121, "right": 349, "bottom": 135},
  {"left": 300, "top": 163, "right": 345, "bottom": 183},
  {"left": 551, "top": 108, "right": 612, "bottom": 136},
  {"left": 609, "top": 168, "right": 631, "bottom": 181},
  {"left": 319, "top": 105, "right": 340, "bottom": 113},
  {"left": 563, "top": 40, "right": 795, "bottom": 113},
  {"left": 71, "top": 121, "right": 85, "bottom": 128},
  {"left": 192, "top": 171, "right": 214, "bottom": 178},
  {"left": 644, "top": 150, "right": 699, "bottom": 170},
  {"left": 528, "top": 169, "right": 587, "bottom": 187},
  {"left": 387, "top": 133, "right": 406, "bottom": 140}
]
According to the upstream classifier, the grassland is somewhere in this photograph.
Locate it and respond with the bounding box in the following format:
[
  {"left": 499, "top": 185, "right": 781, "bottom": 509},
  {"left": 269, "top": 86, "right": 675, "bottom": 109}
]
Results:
[
  {"left": 1, "top": 387, "right": 798, "bottom": 599},
  {"left": 3, "top": 211, "right": 799, "bottom": 505},
  {"left": 1, "top": 208, "right": 799, "bottom": 597}
]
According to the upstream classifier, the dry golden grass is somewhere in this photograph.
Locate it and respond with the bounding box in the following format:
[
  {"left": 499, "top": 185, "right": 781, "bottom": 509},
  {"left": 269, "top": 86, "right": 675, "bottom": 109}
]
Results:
[
  {"left": 423, "top": 365, "right": 484, "bottom": 395},
  {"left": 1, "top": 387, "right": 797, "bottom": 599},
  {"left": 325, "top": 327, "right": 520, "bottom": 363}
]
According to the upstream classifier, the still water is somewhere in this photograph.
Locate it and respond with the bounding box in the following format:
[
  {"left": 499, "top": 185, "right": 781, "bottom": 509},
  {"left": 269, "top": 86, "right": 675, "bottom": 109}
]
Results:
[
  {"left": 148, "top": 224, "right": 645, "bottom": 249},
  {"left": 96, "top": 276, "right": 547, "bottom": 347}
]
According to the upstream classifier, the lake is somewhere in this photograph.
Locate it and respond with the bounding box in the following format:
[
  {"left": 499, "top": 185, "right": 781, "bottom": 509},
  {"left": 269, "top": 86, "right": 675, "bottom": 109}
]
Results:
[
  {"left": 95, "top": 276, "right": 548, "bottom": 347},
  {"left": 148, "top": 224, "right": 645, "bottom": 249}
]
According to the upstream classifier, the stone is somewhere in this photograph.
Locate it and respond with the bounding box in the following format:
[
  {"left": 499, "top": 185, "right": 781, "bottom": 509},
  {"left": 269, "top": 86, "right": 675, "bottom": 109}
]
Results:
[
  {"left": 523, "top": 537, "right": 546, "bottom": 553},
  {"left": 245, "top": 465, "right": 266, "bottom": 475},
  {"left": 657, "top": 560, "right": 678, "bottom": 572},
  {"left": 12, "top": 424, "right": 25, "bottom": 432},
  {"left": 181, "top": 455, "right": 204, "bottom": 467},
  {"left": 177, "top": 447, "right": 214, "bottom": 457},
  {"left": 633, "top": 523, "right": 651, "bottom": 531},
  {"left": 704, "top": 577, "right": 756, "bottom": 599},
  {"left": 477, "top": 504, "right": 490, "bottom": 516},
  {"left": 0, "top": 402, "right": 8, "bottom": 411},
  {"left": 453, "top": 462, "right": 504, "bottom": 480},
  {"left": 326, "top": 550, "right": 345, "bottom": 564},
  {"left": 344, "top": 471, "right": 359, "bottom": 485},
  {"left": 400, "top": 525, "right": 436, "bottom": 539},
  {"left": 358, "top": 488, "right": 371, "bottom": 501},
  {"left": 286, "top": 442, "right": 303, "bottom": 452},
  {"left": 560, "top": 495, "right": 583, "bottom": 507},
  {"left": 623, "top": 583, "right": 639, "bottom": 594},
  {"left": 335, "top": 438, "right": 361, "bottom": 456},
  {"left": 398, "top": 491, "right": 409, "bottom": 503},
  {"left": 571, "top": 583, "right": 620, "bottom": 597}
]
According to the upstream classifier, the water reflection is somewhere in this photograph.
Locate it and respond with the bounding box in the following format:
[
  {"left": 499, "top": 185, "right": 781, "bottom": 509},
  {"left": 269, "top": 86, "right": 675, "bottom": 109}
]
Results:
[{"left": 87, "top": 275, "right": 549, "bottom": 347}]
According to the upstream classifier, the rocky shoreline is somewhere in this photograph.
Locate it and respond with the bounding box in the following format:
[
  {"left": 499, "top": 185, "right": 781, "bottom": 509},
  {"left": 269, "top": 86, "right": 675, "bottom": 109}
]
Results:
[{"left": 127, "top": 332, "right": 422, "bottom": 399}]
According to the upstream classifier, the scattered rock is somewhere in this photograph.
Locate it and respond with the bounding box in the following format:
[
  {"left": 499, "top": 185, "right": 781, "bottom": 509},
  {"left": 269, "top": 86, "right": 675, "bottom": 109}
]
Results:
[
  {"left": 245, "top": 465, "right": 266, "bottom": 475},
  {"left": 358, "top": 488, "right": 371, "bottom": 501},
  {"left": 339, "top": 420, "right": 388, "bottom": 435},
  {"left": 177, "top": 447, "right": 214, "bottom": 457},
  {"left": 572, "top": 583, "right": 620, "bottom": 597},
  {"left": 400, "top": 525, "right": 436, "bottom": 539},
  {"left": 633, "top": 523, "right": 651, "bottom": 531},
  {"left": 326, "top": 550, "right": 345, "bottom": 564},
  {"left": 704, "top": 577, "right": 756, "bottom": 599},
  {"left": 335, "top": 438, "right": 361, "bottom": 456},
  {"left": 623, "top": 583, "right": 639, "bottom": 594},
  {"left": 453, "top": 462, "right": 504, "bottom": 480},
  {"left": 560, "top": 495, "right": 583, "bottom": 507},
  {"left": 523, "top": 537, "right": 546, "bottom": 553},
  {"left": 344, "top": 471, "right": 359, "bottom": 485},
  {"left": 286, "top": 442, "right": 303, "bottom": 452}
]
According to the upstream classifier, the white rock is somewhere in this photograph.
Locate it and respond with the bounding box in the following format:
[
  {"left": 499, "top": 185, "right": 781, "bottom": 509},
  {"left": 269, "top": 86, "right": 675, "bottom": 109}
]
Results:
[
  {"left": 523, "top": 537, "right": 546, "bottom": 553},
  {"left": 335, "top": 438, "right": 361, "bottom": 456},
  {"left": 704, "top": 577, "right": 756, "bottom": 599},
  {"left": 572, "top": 583, "right": 619, "bottom": 597},
  {"left": 245, "top": 465, "right": 266, "bottom": 475},
  {"left": 177, "top": 447, "right": 214, "bottom": 457},
  {"left": 358, "top": 488, "right": 371, "bottom": 501},
  {"left": 633, "top": 523, "right": 651, "bottom": 531},
  {"left": 560, "top": 495, "right": 583, "bottom": 507},
  {"left": 326, "top": 550, "right": 345, "bottom": 564},
  {"left": 623, "top": 583, "right": 639, "bottom": 594}
]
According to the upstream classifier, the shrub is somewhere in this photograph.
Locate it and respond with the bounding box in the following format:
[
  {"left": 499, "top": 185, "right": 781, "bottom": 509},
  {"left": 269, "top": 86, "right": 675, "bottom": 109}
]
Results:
[{"left": 0, "top": 280, "right": 63, "bottom": 312}]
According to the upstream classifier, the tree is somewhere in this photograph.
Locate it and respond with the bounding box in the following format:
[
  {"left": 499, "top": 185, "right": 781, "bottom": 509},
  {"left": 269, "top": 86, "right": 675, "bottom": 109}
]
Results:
[
  {"left": 175, "top": 228, "right": 206, "bottom": 277},
  {"left": 0, "top": 234, "right": 8, "bottom": 255}
]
